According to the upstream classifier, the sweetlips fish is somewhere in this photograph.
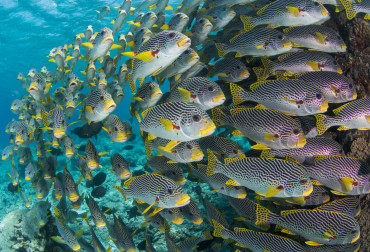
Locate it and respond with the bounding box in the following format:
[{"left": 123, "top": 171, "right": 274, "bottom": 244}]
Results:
[
  {"left": 125, "top": 30, "right": 191, "bottom": 93},
  {"left": 206, "top": 150, "right": 313, "bottom": 198},
  {"left": 211, "top": 58, "right": 250, "bottom": 83},
  {"left": 147, "top": 155, "right": 186, "bottom": 184},
  {"left": 130, "top": 81, "right": 163, "bottom": 116},
  {"left": 84, "top": 89, "right": 116, "bottom": 123},
  {"left": 161, "top": 12, "right": 189, "bottom": 32}
]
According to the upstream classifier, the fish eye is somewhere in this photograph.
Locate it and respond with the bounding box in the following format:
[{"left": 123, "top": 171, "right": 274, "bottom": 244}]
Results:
[
  {"left": 114, "top": 127, "right": 118, "bottom": 131},
  {"left": 333, "top": 60, "right": 338, "bottom": 65},
  {"left": 168, "top": 188, "right": 174, "bottom": 194},
  {"left": 186, "top": 144, "right": 192, "bottom": 149},
  {"left": 314, "top": 1, "right": 319, "bottom": 6},
  {"left": 184, "top": 50, "right": 190, "bottom": 54},
  {"left": 293, "top": 129, "right": 300, "bottom": 135},
  {"left": 299, "top": 179, "right": 307, "bottom": 185},
  {"left": 348, "top": 83, "right": 353, "bottom": 88},
  {"left": 316, "top": 93, "right": 322, "bottom": 99},
  {"left": 199, "top": 19, "right": 204, "bottom": 24},
  {"left": 278, "top": 35, "right": 283, "bottom": 40},
  {"left": 168, "top": 32, "right": 176, "bottom": 38},
  {"left": 61, "top": 120, "right": 65, "bottom": 124},
  {"left": 192, "top": 115, "right": 201, "bottom": 122},
  {"left": 234, "top": 186, "right": 240, "bottom": 189},
  {"left": 100, "top": 96, "right": 104, "bottom": 101},
  {"left": 236, "top": 65, "right": 241, "bottom": 70},
  {"left": 233, "top": 149, "right": 238, "bottom": 154},
  {"left": 208, "top": 86, "right": 215, "bottom": 92},
  {"left": 351, "top": 230, "right": 357, "bottom": 234}
]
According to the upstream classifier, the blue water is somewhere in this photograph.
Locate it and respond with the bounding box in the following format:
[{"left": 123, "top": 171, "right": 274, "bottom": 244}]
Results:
[{"left": 0, "top": 0, "right": 179, "bottom": 150}]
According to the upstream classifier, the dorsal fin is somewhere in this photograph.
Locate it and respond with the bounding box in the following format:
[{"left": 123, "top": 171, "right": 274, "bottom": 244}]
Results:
[
  {"left": 141, "top": 106, "right": 154, "bottom": 119},
  {"left": 230, "top": 107, "right": 251, "bottom": 116},
  {"left": 229, "top": 30, "right": 246, "bottom": 43},
  {"left": 250, "top": 80, "right": 269, "bottom": 91},
  {"left": 332, "top": 102, "right": 350, "bottom": 115},
  {"left": 277, "top": 52, "right": 296, "bottom": 62},
  {"left": 123, "top": 176, "right": 135, "bottom": 187},
  {"left": 256, "top": 1, "right": 274, "bottom": 16},
  {"left": 283, "top": 26, "right": 295, "bottom": 33},
  {"left": 224, "top": 156, "right": 246, "bottom": 165}
]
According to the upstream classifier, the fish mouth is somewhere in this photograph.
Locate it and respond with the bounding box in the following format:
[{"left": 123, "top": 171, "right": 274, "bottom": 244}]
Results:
[
  {"left": 151, "top": 88, "right": 163, "bottom": 98},
  {"left": 284, "top": 41, "right": 293, "bottom": 48},
  {"left": 351, "top": 232, "right": 360, "bottom": 243},
  {"left": 96, "top": 221, "right": 106, "bottom": 229},
  {"left": 54, "top": 129, "right": 66, "bottom": 138},
  {"left": 1, "top": 157, "right": 6, "bottom": 160},
  {"left": 29, "top": 83, "right": 39, "bottom": 91},
  {"left": 341, "top": 44, "right": 347, "bottom": 50},
  {"left": 103, "top": 36, "right": 114, "bottom": 44},
  {"left": 44, "top": 175, "right": 51, "bottom": 179},
  {"left": 337, "top": 68, "right": 343, "bottom": 74},
  {"left": 104, "top": 101, "right": 117, "bottom": 112},
  {"left": 177, "top": 37, "right": 191, "bottom": 47},
  {"left": 72, "top": 244, "right": 81, "bottom": 251},
  {"left": 115, "top": 133, "right": 128, "bottom": 142},
  {"left": 176, "top": 177, "right": 187, "bottom": 185},
  {"left": 240, "top": 69, "right": 250, "bottom": 78},
  {"left": 19, "top": 159, "right": 24, "bottom": 164},
  {"left": 172, "top": 217, "right": 184, "bottom": 224},
  {"left": 87, "top": 161, "right": 99, "bottom": 169},
  {"left": 176, "top": 194, "right": 190, "bottom": 206},
  {"left": 199, "top": 122, "right": 216, "bottom": 136},
  {"left": 237, "top": 192, "right": 247, "bottom": 199},
  {"left": 37, "top": 194, "right": 43, "bottom": 199},
  {"left": 192, "top": 218, "right": 203, "bottom": 225},
  {"left": 120, "top": 171, "right": 131, "bottom": 180},
  {"left": 15, "top": 136, "right": 24, "bottom": 145},
  {"left": 69, "top": 193, "right": 79, "bottom": 202},
  {"left": 188, "top": 54, "right": 200, "bottom": 63},
  {"left": 65, "top": 151, "right": 74, "bottom": 158},
  {"left": 351, "top": 93, "right": 357, "bottom": 99},
  {"left": 25, "top": 176, "right": 31, "bottom": 181},
  {"left": 319, "top": 101, "right": 328, "bottom": 112},
  {"left": 192, "top": 150, "right": 204, "bottom": 161},
  {"left": 39, "top": 221, "right": 45, "bottom": 226},
  {"left": 296, "top": 137, "right": 306, "bottom": 148},
  {"left": 302, "top": 185, "right": 313, "bottom": 196},
  {"left": 228, "top": 10, "right": 236, "bottom": 17},
  {"left": 321, "top": 8, "right": 328, "bottom": 16},
  {"left": 212, "top": 92, "right": 226, "bottom": 103}
]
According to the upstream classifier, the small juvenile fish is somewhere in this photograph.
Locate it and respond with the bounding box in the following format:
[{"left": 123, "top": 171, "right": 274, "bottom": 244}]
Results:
[
  {"left": 199, "top": 136, "right": 245, "bottom": 160},
  {"left": 18, "top": 187, "right": 31, "bottom": 208},
  {"left": 25, "top": 162, "right": 38, "bottom": 181},
  {"left": 160, "top": 207, "right": 184, "bottom": 224},
  {"left": 84, "top": 89, "right": 116, "bottom": 123},
  {"left": 130, "top": 81, "right": 162, "bottom": 116},
  {"left": 107, "top": 213, "right": 136, "bottom": 252},
  {"left": 36, "top": 200, "right": 51, "bottom": 226},
  {"left": 64, "top": 136, "right": 76, "bottom": 159},
  {"left": 85, "top": 193, "right": 108, "bottom": 229},
  {"left": 185, "top": 18, "right": 213, "bottom": 46},
  {"left": 96, "top": 5, "right": 110, "bottom": 19},
  {"left": 9, "top": 160, "right": 20, "bottom": 186},
  {"left": 162, "top": 12, "right": 189, "bottom": 32},
  {"left": 62, "top": 166, "right": 81, "bottom": 202},
  {"left": 112, "top": 10, "right": 127, "bottom": 34},
  {"left": 52, "top": 216, "right": 83, "bottom": 251},
  {"left": 180, "top": 197, "right": 203, "bottom": 224},
  {"left": 2, "top": 145, "right": 14, "bottom": 160},
  {"left": 315, "top": 98, "right": 370, "bottom": 135}
]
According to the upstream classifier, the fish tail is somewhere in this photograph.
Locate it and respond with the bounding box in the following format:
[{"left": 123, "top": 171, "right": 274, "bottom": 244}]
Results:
[
  {"left": 129, "top": 103, "right": 136, "bottom": 117},
  {"left": 260, "top": 57, "right": 273, "bottom": 80},
  {"left": 230, "top": 82, "right": 248, "bottom": 105},
  {"left": 41, "top": 110, "right": 50, "bottom": 127},
  {"left": 127, "top": 73, "right": 136, "bottom": 93},
  {"left": 112, "top": 184, "right": 128, "bottom": 200},
  {"left": 240, "top": 15, "right": 254, "bottom": 31},
  {"left": 212, "top": 220, "right": 228, "bottom": 239},
  {"left": 260, "top": 150, "right": 273, "bottom": 158},
  {"left": 206, "top": 149, "right": 222, "bottom": 176},
  {"left": 211, "top": 106, "right": 229, "bottom": 127},
  {"left": 143, "top": 135, "right": 153, "bottom": 157},
  {"left": 340, "top": 0, "right": 357, "bottom": 19},
  {"left": 314, "top": 114, "right": 329, "bottom": 136},
  {"left": 215, "top": 43, "right": 227, "bottom": 57},
  {"left": 201, "top": 228, "right": 213, "bottom": 241}
]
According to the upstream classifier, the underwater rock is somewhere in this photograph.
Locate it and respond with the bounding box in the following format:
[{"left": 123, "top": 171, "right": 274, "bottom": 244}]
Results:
[{"left": 0, "top": 204, "right": 51, "bottom": 251}]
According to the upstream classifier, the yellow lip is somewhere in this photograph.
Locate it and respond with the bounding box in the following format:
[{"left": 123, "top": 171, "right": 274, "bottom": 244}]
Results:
[
  {"left": 115, "top": 133, "right": 128, "bottom": 142},
  {"left": 15, "top": 136, "right": 24, "bottom": 145},
  {"left": 87, "top": 160, "right": 99, "bottom": 169},
  {"left": 102, "top": 35, "right": 114, "bottom": 44},
  {"left": 151, "top": 88, "right": 163, "bottom": 98},
  {"left": 72, "top": 244, "right": 81, "bottom": 251},
  {"left": 176, "top": 194, "right": 190, "bottom": 206},
  {"left": 212, "top": 92, "right": 226, "bottom": 103},
  {"left": 66, "top": 102, "right": 75, "bottom": 109},
  {"left": 54, "top": 129, "right": 66, "bottom": 138},
  {"left": 188, "top": 54, "right": 200, "bottom": 63},
  {"left": 237, "top": 192, "right": 247, "bottom": 199},
  {"left": 199, "top": 122, "right": 216, "bottom": 136},
  {"left": 192, "top": 150, "right": 204, "bottom": 161},
  {"left": 341, "top": 44, "right": 347, "bottom": 50},
  {"left": 44, "top": 175, "right": 51, "bottom": 179},
  {"left": 37, "top": 194, "right": 43, "bottom": 199},
  {"left": 302, "top": 185, "right": 313, "bottom": 196},
  {"left": 296, "top": 137, "right": 307, "bottom": 148},
  {"left": 69, "top": 193, "right": 79, "bottom": 202},
  {"left": 96, "top": 221, "right": 106, "bottom": 229},
  {"left": 320, "top": 101, "right": 329, "bottom": 112},
  {"left": 351, "top": 232, "right": 360, "bottom": 243},
  {"left": 2, "top": 157, "right": 6, "bottom": 160},
  {"left": 120, "top": 171, "right": 131, "bottom": 179},
  {"left": 19, "top": 159, "right": 24, "bottom": 164},
  {"left": 351, "top": 93, "right": 357, "bottom": 99},
  {"left": 39, "top": 221, "right": 45, "bottom": 226},
  {"left": 158, "top": 226, "right": 166, "bottom": 232},
  {"left": 104, "top": 100, "right": 116, "bottom": 111},
  {"left": 228, "top": 10, "right": 235, "bottom": 16},
  {"left": 25, "top": 176, "right": 31, "bottom": 181},
  {"left": 172, "top": 217, "right": 184, "bottom": 224},
  {"left": 321, "top": 7, "right": 328, "bottom": 16},
  {"left": 29, "top": 83, "right": 38, "bottom": 91},
  {"left": 337, "top": 68, "right": 343, "bottom": 74},
  {"left": 241, "top": 70, "right": 250, "bottom": 78},
  {"left": 192, "top": 218, "right": 203, "bottom": 225},
  {"left": 65, "top": 151, "right": 74, "bottom": 157},
  {"left": 177, "top": 36, "right": 190, "bottom": 47},
  {"left": 176, "top": 177, "right": 187, "bottom": 185},
  {"left": 284, "top": 41, "right": 293, "bottom": 48}
]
